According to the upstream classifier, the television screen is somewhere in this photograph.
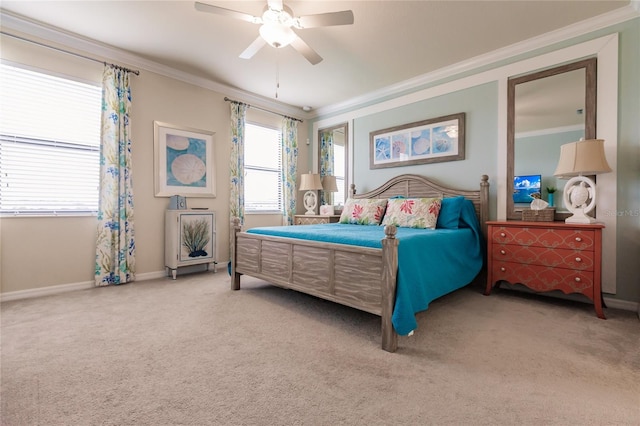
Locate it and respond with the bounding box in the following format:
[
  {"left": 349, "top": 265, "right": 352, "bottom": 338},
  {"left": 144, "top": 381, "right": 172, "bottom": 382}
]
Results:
[{"left": 513, "top": 174, "right": 542, "bottom": 204}]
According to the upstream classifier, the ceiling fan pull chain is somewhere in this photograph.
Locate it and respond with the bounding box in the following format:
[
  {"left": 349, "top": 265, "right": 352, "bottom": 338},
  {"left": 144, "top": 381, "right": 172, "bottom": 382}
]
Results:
[{"left": 275, "top": 49, "right": 280, "bottom": 99}]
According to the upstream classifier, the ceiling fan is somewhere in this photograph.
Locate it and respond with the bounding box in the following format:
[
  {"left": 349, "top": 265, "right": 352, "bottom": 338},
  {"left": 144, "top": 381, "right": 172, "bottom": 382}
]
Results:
[{"left": 194, "top": 0, "right": 354, "bottom": 65}]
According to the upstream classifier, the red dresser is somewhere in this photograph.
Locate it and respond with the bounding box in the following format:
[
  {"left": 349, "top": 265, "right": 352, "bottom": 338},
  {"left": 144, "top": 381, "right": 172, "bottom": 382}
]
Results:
[{"left": 485, "top": 221, "right": 605, "bottom": 318}]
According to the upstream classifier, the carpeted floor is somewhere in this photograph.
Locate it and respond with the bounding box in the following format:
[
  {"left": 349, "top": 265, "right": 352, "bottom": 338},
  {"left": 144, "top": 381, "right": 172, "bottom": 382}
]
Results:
[{"left": 2, "top": 271, "right": 639, "bottom": 425}]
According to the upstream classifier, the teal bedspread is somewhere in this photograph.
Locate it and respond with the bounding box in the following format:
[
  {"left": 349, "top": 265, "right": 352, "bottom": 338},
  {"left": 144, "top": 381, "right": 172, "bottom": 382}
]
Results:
[{"left": 247, "top": 201, "right": 484, "bottom": 335}]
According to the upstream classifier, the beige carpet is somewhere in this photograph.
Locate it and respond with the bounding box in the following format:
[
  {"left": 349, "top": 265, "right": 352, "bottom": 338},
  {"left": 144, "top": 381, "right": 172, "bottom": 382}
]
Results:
[{"left": 2, "top": 271, "right": 639, "bottom": 426}]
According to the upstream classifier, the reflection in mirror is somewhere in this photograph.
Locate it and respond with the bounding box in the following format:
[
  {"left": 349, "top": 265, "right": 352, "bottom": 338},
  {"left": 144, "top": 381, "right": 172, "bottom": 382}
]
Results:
[
  {"left": 318, "top": 123, "right": 348, "bottom": 209},
  {"left": 507, "top": 58, "right": 596, "bottom": 220}
]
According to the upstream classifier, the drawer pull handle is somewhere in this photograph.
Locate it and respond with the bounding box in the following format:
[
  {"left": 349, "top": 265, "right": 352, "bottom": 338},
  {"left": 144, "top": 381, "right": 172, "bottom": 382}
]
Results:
[
  {"left": 500, "top": 250, "right": 506, "bottom": 255},
  {"left": 500, "top": 232, "right": 506, "bottom": 237},
  {"left": 575, "top": 237, "right": 582, "bottom": 242},
  {"left": 574, "top": 277, "right": 581, "bottom": 282},
  {"left": 500, "top": 267, "right": 506, "bottom": 272},
  {"left": 575, "top": 257, "right": 582, "bottom": 262}
]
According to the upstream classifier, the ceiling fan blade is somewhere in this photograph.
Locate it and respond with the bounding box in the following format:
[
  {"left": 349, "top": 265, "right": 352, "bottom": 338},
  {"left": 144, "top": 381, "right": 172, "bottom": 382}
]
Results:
[
  {"left": 290, "top": 36, "right": 323, "bottom": 65},
  {"left": 194, "top": 2, "right": 260, "bottom": 24},
  {"left": 239, "top": 36, "right": 267, "bottom": 59},
  {"left": 267, "top": 0, "right": 283, "bottom": 11},
  {"left": 296, "top": 10, "right": 354, "bottom": 28}
]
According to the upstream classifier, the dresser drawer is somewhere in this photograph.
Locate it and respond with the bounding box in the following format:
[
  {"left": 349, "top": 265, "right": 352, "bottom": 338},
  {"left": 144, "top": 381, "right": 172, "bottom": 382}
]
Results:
[
  {"left": 491, "top": 244, "right": 594, "bottom": 271},
  {"left": 491, "top": 261, "right": 594, "bottom": 297},
  {"left": 490, "top": 226, "right": 595, "bottom": 251}
]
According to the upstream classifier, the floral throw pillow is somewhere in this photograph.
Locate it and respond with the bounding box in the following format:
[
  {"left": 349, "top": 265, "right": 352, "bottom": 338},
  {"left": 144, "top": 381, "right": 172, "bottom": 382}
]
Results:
[
  {"left": 381, "top": 197, "right": 442, "bottom": 229},
  {"left": 339, "top": 198, "right": 388, "bottom": 225}
]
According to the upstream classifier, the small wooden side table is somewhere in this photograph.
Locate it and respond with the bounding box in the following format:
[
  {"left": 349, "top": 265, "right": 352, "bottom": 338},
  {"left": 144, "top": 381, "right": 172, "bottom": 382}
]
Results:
[{"left": 294, "top": 214, "right": 341, "bottom": 225}]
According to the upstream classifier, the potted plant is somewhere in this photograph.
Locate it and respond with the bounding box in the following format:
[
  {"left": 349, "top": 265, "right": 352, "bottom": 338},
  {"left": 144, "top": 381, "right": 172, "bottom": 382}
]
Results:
[{"left": 546, "top": 186, "right": 557, "bottom": 207}]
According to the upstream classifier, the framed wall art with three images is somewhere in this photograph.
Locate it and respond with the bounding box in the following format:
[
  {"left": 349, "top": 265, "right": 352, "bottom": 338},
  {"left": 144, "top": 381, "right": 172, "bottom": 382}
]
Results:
[
  {"left": 370, "top": 112, "right": 465, "bottom": 169},
  {"left": 154, "top": 121, "right": 216, "bottom": 197}
]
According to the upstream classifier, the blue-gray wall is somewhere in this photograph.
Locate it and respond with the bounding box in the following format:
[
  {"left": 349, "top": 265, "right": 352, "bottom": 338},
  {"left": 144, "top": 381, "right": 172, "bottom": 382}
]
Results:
[
  {"left": 353, "top": 83, "right": 498, "bottom": 203},
  {"left": 312, "top": 17, "right": 639, "bottom": 303}
]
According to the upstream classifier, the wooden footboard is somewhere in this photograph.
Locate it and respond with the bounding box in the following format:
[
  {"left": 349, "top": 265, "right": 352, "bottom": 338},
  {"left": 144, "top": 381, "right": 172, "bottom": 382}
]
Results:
[{"left": 231, "top": 219, "right": 399, "bottom": 352}]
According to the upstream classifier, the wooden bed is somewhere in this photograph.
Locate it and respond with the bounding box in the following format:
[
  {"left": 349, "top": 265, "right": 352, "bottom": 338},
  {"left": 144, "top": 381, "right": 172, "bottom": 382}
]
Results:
[{"left": 230, "top": 174, "right": 490, "bottom": 352}]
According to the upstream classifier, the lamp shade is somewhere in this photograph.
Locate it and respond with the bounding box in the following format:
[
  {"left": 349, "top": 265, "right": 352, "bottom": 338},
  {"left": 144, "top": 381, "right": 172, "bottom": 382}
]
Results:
[
  {"left": 554, "top": 139, "right": 612, "bottom": 178},
  {"left": 321, "top": 175, "right": 339, "bottom": 192},
  {"left": 299, "top": 173, "right": 323, "bottom": 191}
]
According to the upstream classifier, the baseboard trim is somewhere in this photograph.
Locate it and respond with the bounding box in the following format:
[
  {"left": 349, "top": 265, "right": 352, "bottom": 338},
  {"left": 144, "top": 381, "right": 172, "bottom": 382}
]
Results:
[
  {"left": 1, "top": 263, "right": 231, "bottom": 302},
  {"left": 603, "top": 297, "right": 639, "bottom": 313},
  {"left": 0, "top": 280, "right": 94, "bottom": 302},
  {"left": 0, "top": 271, "right": 170, "bottom": 302}
]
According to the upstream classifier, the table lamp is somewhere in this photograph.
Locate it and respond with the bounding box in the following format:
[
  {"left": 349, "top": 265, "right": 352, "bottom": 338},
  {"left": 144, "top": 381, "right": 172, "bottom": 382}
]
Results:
[
  {"left": 554, "top": 139, "right": 611, "bottom": 224},
  {"left": 320, "top": 175, "right": 339, "bottom": 215},
  {"left": 299, "top": 172, "right": 323, "bottom": 215}
]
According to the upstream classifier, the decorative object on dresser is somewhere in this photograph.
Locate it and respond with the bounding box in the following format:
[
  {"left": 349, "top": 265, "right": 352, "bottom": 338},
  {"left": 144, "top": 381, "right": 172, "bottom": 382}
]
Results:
[
  {"left": 320, "top": 175, "right": 339, "bottom": 215},
  {"left": 294, "top": 214, "right": 340, "bottom": 225},
  {"left": 485, "top": 221, "right": 605, "bottom": 319},
  {"left": 546, "top": 186, "right": 557, "bottom": 207},
  {"left": 522, "top": 208, "right": 555, "bottom": 221},
  {"left": 522, "top": 198, "right": 555, "bottom": 222},
  {"left": 554, "top": 139, "right": 611, "bottom": 224},
  {"left": 299, "top": 172, "right": 323, "bottom": 215},
  {"left": 165, "top": 210, "right": 217, "bottom": 279}
]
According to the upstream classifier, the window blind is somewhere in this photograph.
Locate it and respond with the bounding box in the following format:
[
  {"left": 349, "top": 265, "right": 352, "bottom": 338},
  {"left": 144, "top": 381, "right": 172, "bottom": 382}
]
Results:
[
  {"left": 0, "top": 63, "right": 101, "bottom": 214},
  {"left": 244, "top": 123, "right": 283, "bottom": 212}
]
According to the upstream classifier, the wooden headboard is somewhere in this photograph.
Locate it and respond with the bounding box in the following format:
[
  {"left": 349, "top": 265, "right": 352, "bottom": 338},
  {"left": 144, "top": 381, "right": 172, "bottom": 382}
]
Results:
[{"left": 350, "top": 174, "right": 490, "bottom": 236}]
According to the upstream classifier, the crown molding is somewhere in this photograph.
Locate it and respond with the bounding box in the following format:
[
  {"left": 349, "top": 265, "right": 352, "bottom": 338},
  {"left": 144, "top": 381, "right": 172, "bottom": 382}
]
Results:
[
  {"left": 0, "top": 10, "right": 310, "bottom": 121},
  {"left": 2, "top": 4, "right": 637, "bottom": 121},
  {"left": 314, "top": 3, "right": 640, "bottom": 118}
]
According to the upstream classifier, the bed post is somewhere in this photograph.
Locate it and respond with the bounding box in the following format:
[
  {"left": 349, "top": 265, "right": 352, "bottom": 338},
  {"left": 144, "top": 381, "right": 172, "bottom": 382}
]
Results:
[
  {"left": 381, "top": 225, "right": 399, "bottom": 352},
  {"left": 479, "top": 174, "right": 490, "bottom": 238},
  {"left": 231, "top": 218, "right": 242, "bottom": 290}
]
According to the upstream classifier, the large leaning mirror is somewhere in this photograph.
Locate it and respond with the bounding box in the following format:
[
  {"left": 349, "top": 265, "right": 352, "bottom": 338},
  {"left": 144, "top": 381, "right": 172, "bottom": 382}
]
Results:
[
  {"left": 318, "top": 123, "right": 349, "bottom": 211},
  {"left": 507, "top": 58, "right": 597, "bottom": 220}
]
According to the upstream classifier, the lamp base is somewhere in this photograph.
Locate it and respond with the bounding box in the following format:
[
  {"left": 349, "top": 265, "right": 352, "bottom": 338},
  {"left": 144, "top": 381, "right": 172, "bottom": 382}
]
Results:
[
  {"left": 565, "top": 212, "right": 598, "bottom": 224},
  {"left": 562, "top": 175, "right": 598, "bottom": 224},
  {"left": 303, "top": 190, "right": 318, "bottom": 215}
]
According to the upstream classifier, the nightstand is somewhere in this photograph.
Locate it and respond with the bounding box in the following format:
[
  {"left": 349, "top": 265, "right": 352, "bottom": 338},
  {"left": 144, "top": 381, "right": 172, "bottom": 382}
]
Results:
[
  {"left": 294, "top": 214, "right": 340, "bottom": 225},
  {"left": 485, "top": 221, "right": 605, "bottom": 318}
]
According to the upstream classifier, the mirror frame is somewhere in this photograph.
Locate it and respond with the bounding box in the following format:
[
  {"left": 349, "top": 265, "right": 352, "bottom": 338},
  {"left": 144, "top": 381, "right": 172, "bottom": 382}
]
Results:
[
  {"left": 507, "top": 57, "right": 597, "bottom": 221},
  {"left": 317, "top": 122, "right": 349, "bottom": 207}
]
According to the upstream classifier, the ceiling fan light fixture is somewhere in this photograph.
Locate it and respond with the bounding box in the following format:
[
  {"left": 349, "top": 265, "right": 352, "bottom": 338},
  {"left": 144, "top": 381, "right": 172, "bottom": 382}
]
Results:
[{"left": 259, "top": 22, "right": 296, "bottom": 48}]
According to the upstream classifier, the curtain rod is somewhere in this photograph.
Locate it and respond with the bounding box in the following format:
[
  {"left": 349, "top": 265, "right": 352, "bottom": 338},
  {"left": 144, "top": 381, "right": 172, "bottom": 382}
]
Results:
[
  {"left": 1, "top": 31, "right": 140, "bottom": 75},
  {"left": 224, "top": 97, "right": 303, "bottom": 123}
]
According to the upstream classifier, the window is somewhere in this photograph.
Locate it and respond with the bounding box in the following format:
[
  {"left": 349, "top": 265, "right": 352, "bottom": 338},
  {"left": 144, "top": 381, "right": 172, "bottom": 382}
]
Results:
[
  {"left": 333, "top": 142, "right": 346, "bottom": 205},
  {"left": 244, "top": 122, "right": 282, "bottom": 212},
  {"left": 0, "top": 63, "right": 102, "bottom": 215}
]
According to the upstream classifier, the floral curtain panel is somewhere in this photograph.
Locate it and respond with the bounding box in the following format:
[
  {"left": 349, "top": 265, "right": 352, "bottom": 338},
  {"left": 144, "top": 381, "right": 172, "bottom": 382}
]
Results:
[
  {"left": 229, "top": 101, "right": 247, "bottom": 253},
  {"left": 95, "top": 65, "right": 136, "bottom": 286},
  {"left": 319, "top": 130, "right": 334, "bottom": 205},
  {"left": 281, "top": 117, "right": 298, "bottom": 225}
]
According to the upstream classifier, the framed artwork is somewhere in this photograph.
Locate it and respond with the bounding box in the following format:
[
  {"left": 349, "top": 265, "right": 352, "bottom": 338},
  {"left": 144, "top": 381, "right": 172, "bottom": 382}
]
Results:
[
  {"left": 179, "top": 213, "right": 215, "bottom": 262},
  {"left": 154, "top": 121, "right": 216, "bottom": 197},
  {"left": 369, "top": 112, "right": 465, "bottom": 169}
]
